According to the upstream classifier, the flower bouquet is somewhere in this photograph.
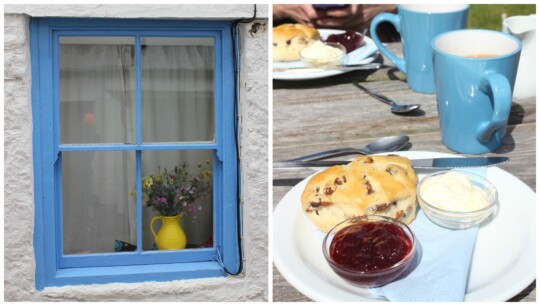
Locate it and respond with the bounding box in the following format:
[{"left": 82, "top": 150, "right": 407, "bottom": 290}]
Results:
[{"left": 137, "top": 162, "right": 212, "bottom": 217}]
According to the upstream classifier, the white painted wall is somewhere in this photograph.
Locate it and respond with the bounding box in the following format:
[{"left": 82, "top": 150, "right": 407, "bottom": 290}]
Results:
[{"left": 3, "top": 4, "right": 268, "bottom": 302}]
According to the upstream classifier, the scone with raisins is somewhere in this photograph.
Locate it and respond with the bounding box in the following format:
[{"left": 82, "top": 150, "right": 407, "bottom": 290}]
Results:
[
  {"left": 301, "top": 155, "right": 417, "bottom": 232},
  {"left": 273, "top": 23, "right": 320, "bottom": 62}
]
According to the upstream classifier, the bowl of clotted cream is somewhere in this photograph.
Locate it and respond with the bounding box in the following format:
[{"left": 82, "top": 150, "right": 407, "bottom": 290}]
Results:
[
  {"left": 300, "top": 41, "right": 346, "bottom": 68},
  {"left": 417, "top": 170, "right": 498, "bottom": 229}
]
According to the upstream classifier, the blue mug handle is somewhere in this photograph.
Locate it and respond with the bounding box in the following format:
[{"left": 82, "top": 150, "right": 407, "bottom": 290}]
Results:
[
  {"left": 476, "top": 73, "right": 512, "bottom": 143},
  {"left": 370, "top": 13, "right": 406, "bottom": 73}
]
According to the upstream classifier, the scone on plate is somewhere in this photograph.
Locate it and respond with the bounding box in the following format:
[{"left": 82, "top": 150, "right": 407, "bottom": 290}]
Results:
[
  {"left": 273, "top": 23, "right": 320, "bottom": 62},
  {"left": 301, "top": 155, "right": 417, "bottom": 233}
]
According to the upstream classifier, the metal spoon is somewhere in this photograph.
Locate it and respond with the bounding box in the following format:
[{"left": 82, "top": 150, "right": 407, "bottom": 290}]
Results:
[
  {"left": 353, "top": 83, "right": 421, "bottom": 113},
  {"left": 285, "top": 135, "right": 410, "bottom": 161}
]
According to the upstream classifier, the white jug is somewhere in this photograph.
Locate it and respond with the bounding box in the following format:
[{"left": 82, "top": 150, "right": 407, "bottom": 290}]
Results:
[{"left": 502, "top": 15, "right": 536, "bottom": 99}]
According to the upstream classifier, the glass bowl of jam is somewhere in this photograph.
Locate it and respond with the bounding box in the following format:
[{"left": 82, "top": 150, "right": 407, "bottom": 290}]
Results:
[
  {"left": 322, "top": 215, "right": 417, "bottom": 287},
  {"left": 417, "top": 170, "right": 498, "bottom": 229}
]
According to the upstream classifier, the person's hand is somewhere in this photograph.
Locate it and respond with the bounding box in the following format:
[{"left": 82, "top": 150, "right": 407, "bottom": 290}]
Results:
[
  {"left": 273, "top": 4, "right": 320, "bottom": 27},
  {"left": 314, "top": 4, "right": 397, "bottom": 31}
]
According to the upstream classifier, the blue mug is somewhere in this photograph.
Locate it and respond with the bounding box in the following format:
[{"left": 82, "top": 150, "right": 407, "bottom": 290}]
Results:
[
  {"left": 432, "top": 30, "right": 521, "bottom": 154},
  {"left": 370, "top": 4, "right": 469, "bottom": 93}
]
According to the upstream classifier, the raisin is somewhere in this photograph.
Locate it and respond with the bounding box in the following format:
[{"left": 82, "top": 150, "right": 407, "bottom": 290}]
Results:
[
  {"left": 324, "top": 187, "right": 334, "bottom": 195},
  {"left": 334, "top": 177, "right": 343, "bottom": 185},
  {"left": 372, "top": 201, "right": 396, "bottom": 212},
  {"left": 365, "top": 180, "right": 374, "bottom": 194},
  {"left": 309, "top": 198, "right": 333, "bottom": 208},
  {"left": 386, "top": 167, "right": 397, "bottom": 176},
  {"left": 373, "top": 203, "right": 389, "bottom": 212}
]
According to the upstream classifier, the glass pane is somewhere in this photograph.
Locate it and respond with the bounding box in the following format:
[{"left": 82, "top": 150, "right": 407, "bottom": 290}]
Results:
[
  {"left": 141, "top": 150, "right": 214, "bottom": 251},
  {"left": 59, "top": 36, "right": 136, "bottom": 144},
  {"left": 62, "top": 151, "right": 136, "bottom": 254},
  {"left": 141, "top": 37, "right": 215, "bottom": 143}
]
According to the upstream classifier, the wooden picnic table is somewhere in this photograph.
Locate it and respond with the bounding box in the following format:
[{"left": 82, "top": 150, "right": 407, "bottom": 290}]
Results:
[{"left": 272, "top": 42, "right": 536, "bottom": 302}]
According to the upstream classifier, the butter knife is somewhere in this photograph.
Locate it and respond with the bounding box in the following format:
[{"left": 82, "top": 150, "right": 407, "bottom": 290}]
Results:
[
  {"left": 273, "top": 157, "right": 509, "bottom": 169},
  {"left": 273, "top": 62, "right": 382, "bottom": 72}
]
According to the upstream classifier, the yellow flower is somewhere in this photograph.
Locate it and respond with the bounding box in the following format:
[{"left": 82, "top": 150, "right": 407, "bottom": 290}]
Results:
[
  {"left": 142, "top": 177, "right": 153, "bottom": 189},
  {"left": 129, "top": 190, "right": 136, "bottom": 200},
  {"left": 201, "top": 170, "right": 212, "bottom": 180},
  {"left": 197, "top": 162, "right": 202, "bottom": 168},
  {"left": 154, "top": 175, "right": 163, "bottom": 184}
]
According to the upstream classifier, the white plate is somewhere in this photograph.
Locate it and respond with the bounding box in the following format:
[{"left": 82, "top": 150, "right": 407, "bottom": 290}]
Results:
[
  {"left": 273, "top": 29, "right": 378, "bottom": 81},
  {"left": 273, "top": 151, "right": 536, "bottom": 302}
]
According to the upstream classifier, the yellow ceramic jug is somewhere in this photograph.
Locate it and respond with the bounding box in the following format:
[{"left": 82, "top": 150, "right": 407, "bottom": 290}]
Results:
[{"left": 150, "top": 214, "right": 187, "bottom": 250}]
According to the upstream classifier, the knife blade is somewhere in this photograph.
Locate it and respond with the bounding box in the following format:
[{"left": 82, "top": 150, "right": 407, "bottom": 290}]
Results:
[
  {"left": 273, "top": 157, "right": 509, "bottom": 169},
  {"left": 273, "top": 62, "right": 382, "bottom": 72}
]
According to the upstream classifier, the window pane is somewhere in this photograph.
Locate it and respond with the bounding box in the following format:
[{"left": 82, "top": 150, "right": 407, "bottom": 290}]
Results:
[
  {"left": 141, "top": 150, "right": 214, "bottom": 251},
  {"left": 59, "top": 37, "right": 136, "bottom": 144},
  {"left": 141, "top": 37, "right": 215, "bottom": 143},
  {"left": 62, "top": 151, "right": 136, "bottom": 254}
]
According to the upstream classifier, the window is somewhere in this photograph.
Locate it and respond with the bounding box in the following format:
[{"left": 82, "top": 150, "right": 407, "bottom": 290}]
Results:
[{"left": 31, "top": 18, "right": 240, "bottom": 289}]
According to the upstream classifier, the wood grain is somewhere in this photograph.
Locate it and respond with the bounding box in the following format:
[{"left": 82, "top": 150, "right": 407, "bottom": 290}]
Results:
[{"left": 272, "top": 43, "right": 536, "bottom": 302}]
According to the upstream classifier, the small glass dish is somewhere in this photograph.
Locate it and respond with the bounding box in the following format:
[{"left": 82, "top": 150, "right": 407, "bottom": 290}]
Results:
[
  {"left": 322, "top": 215, "right": 417, "bottom": 287},
  {"left": 300, "top": 42, "right": 346, "bottom": 68},
  {"left": 417, "top": 170, "right": 498, "bottom": 230}
]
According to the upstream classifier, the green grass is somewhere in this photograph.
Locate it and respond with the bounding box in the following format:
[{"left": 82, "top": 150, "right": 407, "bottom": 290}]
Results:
[{"left": 468, "top": 4, "right": 536, "bottom": 30}]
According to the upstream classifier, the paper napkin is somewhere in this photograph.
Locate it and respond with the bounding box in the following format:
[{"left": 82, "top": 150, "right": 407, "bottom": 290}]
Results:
[
  {"left": 372, "top": 210, "right": 479, "bottom": 302},
  {"left": 372, "top": 168, "right": 486, "bottom": 302},
  {"left": 272, "top": 42, "right": 379, "bottom": 69}
]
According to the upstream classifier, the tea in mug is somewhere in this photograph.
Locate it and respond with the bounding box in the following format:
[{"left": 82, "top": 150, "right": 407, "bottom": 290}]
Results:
[{"left": 464, "top": 54, "right": 501, "bottom": 58}]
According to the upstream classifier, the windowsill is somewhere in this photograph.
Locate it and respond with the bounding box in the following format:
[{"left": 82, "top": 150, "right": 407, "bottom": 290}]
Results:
[
  {"left": 44, "top": 261, "right": 225, "bottom": 289},
  {"left": 4, "top": 4, "right": 267, "bottom": 19}
]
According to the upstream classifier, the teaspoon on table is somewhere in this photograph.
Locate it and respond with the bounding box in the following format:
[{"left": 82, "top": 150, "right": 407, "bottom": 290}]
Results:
[
  {"left": 353, "top": 82, "right": 421, "bottom": 114},
  {"left": 285, "top": 135, "right": 410, "bottom": 162}
]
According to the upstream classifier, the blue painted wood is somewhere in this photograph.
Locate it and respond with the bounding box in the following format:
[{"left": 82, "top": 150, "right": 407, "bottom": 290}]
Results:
[
  {"left": 136, "top": 149, "right": 143, "bottom": 253},
  {"left": 59, "top": 247, "right": 215, "bottom": 268},
  {"left": 32, "top": 18, "right": 63, "bottom": 290},
  {"left": 135, "top": 34, "right": 143, "bottom": 254},
  {"left": 52, "top": 261, "right": 225, "bottom": 287},
  {"left": 31, "top": 17, "right": 239, "bottom": 289},
  {"left": 30, "top": 18, "right": 47, "bottom": 291},
  {"left": 58, "top": 143, "right": 218, "bottom": 151},
  {"left": 219, "top": 26, "right": 241, "bottom": 274}
]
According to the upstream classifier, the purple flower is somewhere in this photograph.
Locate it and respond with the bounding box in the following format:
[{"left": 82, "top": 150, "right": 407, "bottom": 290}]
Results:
[{"left": 188, "top": 203, "right": 196, "bottom": 215}]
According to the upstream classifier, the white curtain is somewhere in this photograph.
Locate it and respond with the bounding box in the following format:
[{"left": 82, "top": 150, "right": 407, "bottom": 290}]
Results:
[{"left": 60, "top": 40, "right": 214, "bottom": 254}]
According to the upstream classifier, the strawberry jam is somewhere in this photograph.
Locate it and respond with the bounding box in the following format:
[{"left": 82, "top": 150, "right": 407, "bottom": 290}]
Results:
[
  {"left": 329, "top": 221, "right": 412, "bottom": 273},
  {"left": 325, "top": 30, "right": 364, "bottom": 53}
]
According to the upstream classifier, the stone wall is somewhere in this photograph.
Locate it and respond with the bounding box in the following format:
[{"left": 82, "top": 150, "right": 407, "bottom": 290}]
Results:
[{"left": 3, "top": 5, "right": 268, "bottom": 302}]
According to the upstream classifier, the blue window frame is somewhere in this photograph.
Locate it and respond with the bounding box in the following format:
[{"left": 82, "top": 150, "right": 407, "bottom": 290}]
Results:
[{"left": 30, "top": 18, "right": 240, "bottom": 289}]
